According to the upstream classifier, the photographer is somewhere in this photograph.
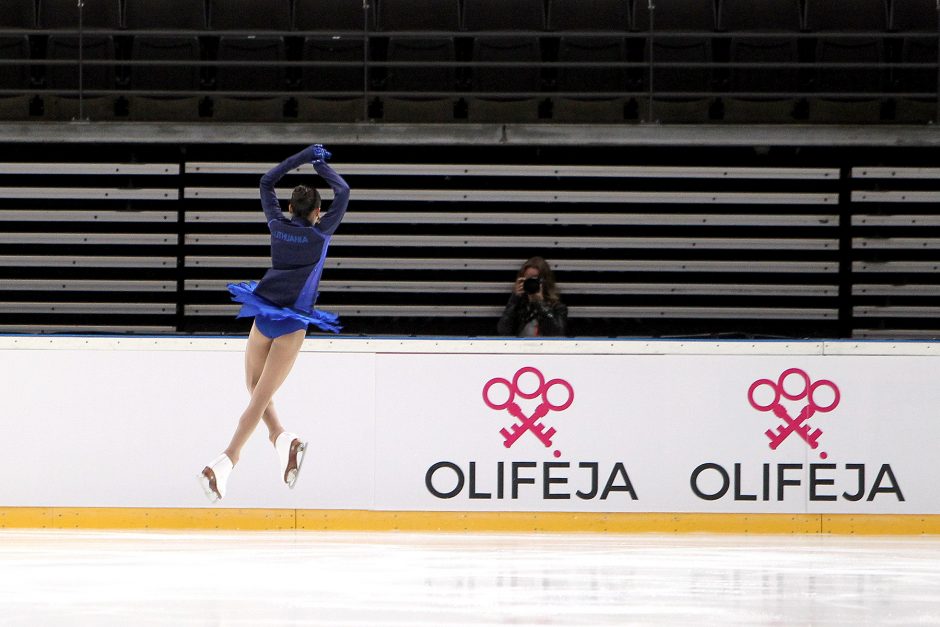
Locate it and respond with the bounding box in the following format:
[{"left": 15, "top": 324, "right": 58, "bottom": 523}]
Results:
[{"left": 497, "top": 256, "right": 568, "bottom": 337}]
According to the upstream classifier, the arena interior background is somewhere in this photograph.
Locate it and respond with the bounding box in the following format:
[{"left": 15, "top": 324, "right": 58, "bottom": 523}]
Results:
[{"left": 3, "top": 0, "right": 940, "bottom": 532}]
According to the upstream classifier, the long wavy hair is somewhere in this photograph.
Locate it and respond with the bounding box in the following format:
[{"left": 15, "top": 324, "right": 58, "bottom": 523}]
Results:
[{"left": 516, "top": 256, "right": 561, "bottom": 303}]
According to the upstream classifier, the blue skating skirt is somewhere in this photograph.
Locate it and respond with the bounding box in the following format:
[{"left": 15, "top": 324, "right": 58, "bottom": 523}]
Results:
[{"left": 227, "top": 281, "right": 342, "bottom": 335}]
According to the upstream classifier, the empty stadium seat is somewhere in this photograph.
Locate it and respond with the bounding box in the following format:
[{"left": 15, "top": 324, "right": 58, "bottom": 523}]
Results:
[
  {"left": 725, "top": 38, "right": 800, "bottom": 122},
  {"left": 554, "top": 37, "right": 626, "bottom": 122},
  {"left": 208, "top": 0, "right": 291, "bottom": 121},
  {"left": 38, "top": 0, "right": 120, "bottom": 28},
  {"left": 547, "top": 0, "right": 629, "bottom": 31},
  {"left": 891, "top": 0, "right": 936, "bottom": 31},
  {"left": 213, "top": 36, "right": 286, "bottom": 120},
  {"left": 804, "top": 0, "right": 888, "bottom": 122},
  {"left": 44, "top": 35, "right": 116, "bottom": 119},
  {"left": 129, "top": 36, "right": 201, "bottom": 120},
  {"left": 382, "top": 37, "right": 456, "bottom": 122},
  {"left": 468, "top": 37, "right": 542, "bottom": 122},
  {"left": 644, "top": 38, "right": 714, "bottom": 122},
  {"left": 208, "top": 0, "right": 290, "bottom": 30},
  {"left": 547, "top": 0, "right": 630, "bottom": 121},
  {"left": 298, "top": 36, "right": 365, "bottom": 122},
  {"left": 804, "top": 0, "right": 888, "bottom": 31},
  {"left": 125, "top": 0, "right": 206, "bottom": 29},
  {"left": 890, "top": 0, "right": 937, "bottom": 123},
  {"left": 379, "top": 0, "right": 459, "bottom": 31},
  {"left": 0, "top": 36, "right": 31, "bottom": 119},
  {"left": 123, "top": 1, "right": 206, "bottom": 121},
  {"left": 463, "top": 0, "right": 545, "bottom": 31},
  {"left": 463, "top": 1, "right": 546, "bottom": 122},
  {"left": 0, "top": 0, "right": 36, "bottom": 28},
  {"left": 719, "top": 0, "right": 802, "bottom": 123},
  {"left": 632, "top": 0, "right": 714, "bottom": 31},
  {"left": 719, "top": 0, "right": 802, "bottom": 31},
  {"left": 294, "top": 0, "right": 371, "bottom": 31},
  {"left": 633, "top": 0, "right": 716, "bottom": 122}
]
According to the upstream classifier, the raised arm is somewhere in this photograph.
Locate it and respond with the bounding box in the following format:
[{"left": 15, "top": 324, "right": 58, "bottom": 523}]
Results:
[
  {"left": 313, "top": 159, "right": 350, "bottom": 236},
  {"left": 259, "top": 145, "right": 320, "bottom": 224}
]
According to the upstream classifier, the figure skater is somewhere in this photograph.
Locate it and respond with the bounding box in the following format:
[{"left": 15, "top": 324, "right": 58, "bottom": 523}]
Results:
[{"left": 199, "top": 143, "right": 350, "bottom": 503}]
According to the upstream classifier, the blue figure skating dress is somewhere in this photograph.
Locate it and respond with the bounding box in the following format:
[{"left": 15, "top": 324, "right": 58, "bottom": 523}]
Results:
[
  {"left": 228, "top": 281, "right": 341, "bottom": 335},
  {"left": 227, "top": 145, "right": 350, "bottom": 338}
]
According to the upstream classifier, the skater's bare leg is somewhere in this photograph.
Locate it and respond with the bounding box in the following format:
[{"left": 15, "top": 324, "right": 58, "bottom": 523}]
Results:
[
  {"left": 244, "top": 322, "right": 287, "bottom": 445},
  {"left": 224, "top": 327, "right": 306, "bottom": 465}
]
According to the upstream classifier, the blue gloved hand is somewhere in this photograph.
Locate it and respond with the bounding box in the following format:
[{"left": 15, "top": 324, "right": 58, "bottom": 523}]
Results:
[{"left": 312, "top": 144, "right": 332, "bottom": 162}]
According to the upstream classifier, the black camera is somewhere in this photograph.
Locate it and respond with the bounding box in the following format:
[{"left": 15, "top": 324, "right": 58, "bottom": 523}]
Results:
[{"left": 522, "top": 277, "right": 541, "bottom": 294}]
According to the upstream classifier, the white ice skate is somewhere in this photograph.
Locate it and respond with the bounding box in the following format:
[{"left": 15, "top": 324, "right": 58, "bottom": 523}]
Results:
[
  {"left": 198, "top": 453, "right": 233, "bottom": 503},
  {"left": 275, "top": 432, "right": 307, "bottom": 489}
]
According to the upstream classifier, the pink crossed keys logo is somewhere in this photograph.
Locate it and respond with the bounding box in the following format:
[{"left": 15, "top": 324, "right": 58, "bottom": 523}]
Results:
[
  {"left": 483, "top": 366, "right": 574, "bottom": 458},
  {"left": 747, "top": 367, "right": 840, "bottom": 459}
]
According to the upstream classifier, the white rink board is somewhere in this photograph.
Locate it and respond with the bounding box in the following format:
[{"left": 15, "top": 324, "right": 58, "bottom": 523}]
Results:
[
  {"left": 375, "top": 353, "right": 934, "bottom": 514},
  {"left": 0, "top": 337, "right": 937, "bottom": 513},
  {"left": 0, "top": 346, "right": 376, "bottom": 509}
]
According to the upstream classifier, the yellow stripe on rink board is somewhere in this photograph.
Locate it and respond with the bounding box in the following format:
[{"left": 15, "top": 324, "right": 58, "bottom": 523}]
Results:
[
  {"left": 1, "top": 508, "right": 939, "bottom": 534},
  {"left": 294, "top": 511, "right": 824, "bottom": 534},
  {"left": 0, "top": 508, "right": 296, "bottom": 531},
  {"left": 822, "top": 515, "right": 940, "bottom": 535},
  {"left": 0, "top": 508, "right": 54, "bottom": 528}
]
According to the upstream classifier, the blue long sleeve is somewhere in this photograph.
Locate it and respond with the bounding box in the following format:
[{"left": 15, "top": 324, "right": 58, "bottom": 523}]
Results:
[
  {"left": 259, "top": 145, "right": 319, "bottom": 225},
  {"left": 313, "top": 161, "right": 350, "bottom": 236}
]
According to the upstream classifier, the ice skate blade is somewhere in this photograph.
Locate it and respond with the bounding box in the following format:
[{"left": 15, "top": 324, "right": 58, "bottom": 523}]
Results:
[
  {"left": 197, "top": 471, "right": 220, "bottom": 504},
  {"left": 288, "top": 441, "right": 308, "bottom": 490}
]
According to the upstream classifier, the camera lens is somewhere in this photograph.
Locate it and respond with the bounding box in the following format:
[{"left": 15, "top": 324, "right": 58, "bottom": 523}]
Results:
[{"left": 523, "top": 277, "right": 540, "bottom": 294}]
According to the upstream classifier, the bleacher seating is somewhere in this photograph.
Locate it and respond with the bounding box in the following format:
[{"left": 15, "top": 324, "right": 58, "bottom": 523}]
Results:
[
  {"left": 0, "top": 145, "right": 936, "bottom": 338},
  {"left": 850, "top": 167, "right": 940, "bottom": 338},
  {"left": 180, "top": 160, "right": 840, "bottom": 337},
  {"left": 0, "top": 162, "right": 179, "bottom": 334},
  {"left": 0, "top": 154, "right": 854, "bottom": 337}
]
